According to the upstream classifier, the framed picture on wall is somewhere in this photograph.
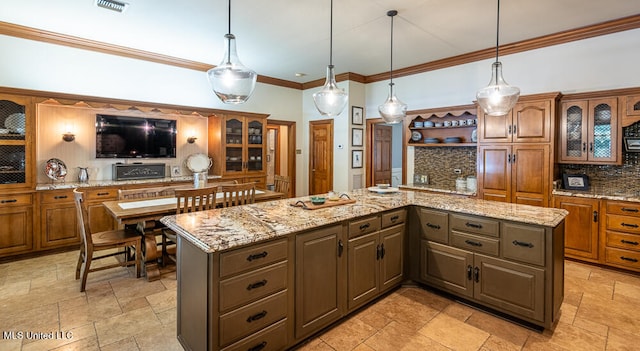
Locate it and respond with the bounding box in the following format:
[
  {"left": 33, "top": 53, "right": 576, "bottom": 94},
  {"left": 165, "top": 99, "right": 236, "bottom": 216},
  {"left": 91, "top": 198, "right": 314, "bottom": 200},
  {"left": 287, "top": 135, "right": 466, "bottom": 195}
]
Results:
[
  {"left": 352, "top": 150, "right": 363, "bottom": 168},
  {"left": 562, "top": 173, "right": 589, "bottom": 191},
  {"left": 171, "top": 165, "right": 182, "bottom": 178},
  {"left": 352, "top": 106, "right": 363, "bottom": 125},
  {"left": 352, "top": 128, "right": 363, "bottom": 146}
]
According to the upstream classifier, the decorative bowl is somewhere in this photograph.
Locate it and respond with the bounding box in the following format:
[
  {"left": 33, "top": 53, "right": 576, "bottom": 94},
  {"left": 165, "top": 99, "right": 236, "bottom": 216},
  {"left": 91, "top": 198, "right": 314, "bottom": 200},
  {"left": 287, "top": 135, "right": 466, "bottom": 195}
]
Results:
[{"left": 310, "top": 196, "right": 326, "bottom": 205}]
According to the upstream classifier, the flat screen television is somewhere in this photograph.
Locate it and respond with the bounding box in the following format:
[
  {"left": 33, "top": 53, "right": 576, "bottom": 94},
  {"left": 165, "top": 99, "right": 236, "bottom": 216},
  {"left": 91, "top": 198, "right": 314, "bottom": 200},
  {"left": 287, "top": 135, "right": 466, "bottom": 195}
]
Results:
[{"left": 96, "top": 114, "right": 177, "bottom": 158}]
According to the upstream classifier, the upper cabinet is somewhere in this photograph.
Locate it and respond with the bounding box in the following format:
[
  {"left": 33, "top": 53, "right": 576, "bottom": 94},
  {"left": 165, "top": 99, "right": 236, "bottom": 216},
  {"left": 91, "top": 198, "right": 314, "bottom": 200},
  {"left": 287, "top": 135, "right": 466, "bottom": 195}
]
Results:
[
  {"left": 478, "top": 99, "right": 553, "bottom": 144},
  {"left": 558, "top": 97, "right": 619, "bottom": 164},
  {"left": 0, "top": 94, "right": 33, "bottom": 190},
  {"left": 406, "top": 104, "right": 478, "bottom": 147}
]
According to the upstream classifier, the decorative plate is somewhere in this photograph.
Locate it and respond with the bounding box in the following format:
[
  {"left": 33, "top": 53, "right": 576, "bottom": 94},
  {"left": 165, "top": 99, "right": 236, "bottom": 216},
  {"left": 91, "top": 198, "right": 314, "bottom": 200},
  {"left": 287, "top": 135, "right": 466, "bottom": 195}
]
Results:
[
  {"left": 367, "top": 186, "right": 400, "bottom": 194},
  {"left": 5, "top": 113, "right": 26, "bottom": 133},
  {"left": 411, "top": 131, "right": 422, "bottom": 141},
  {"left": 44, "top": 158, "right": 67, "bottom": 181},
  {"left": 186, "top": 153, "right": 212, "bottom": 173}
]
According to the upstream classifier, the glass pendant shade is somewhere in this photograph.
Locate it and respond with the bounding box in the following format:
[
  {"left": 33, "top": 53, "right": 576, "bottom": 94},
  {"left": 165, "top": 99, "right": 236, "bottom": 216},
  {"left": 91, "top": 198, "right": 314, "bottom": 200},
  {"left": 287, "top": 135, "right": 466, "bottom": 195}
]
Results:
[
  {"left": 378, "top": 83, "right": 406, "bottom": 124},
  {"left": 207, "top": 34, "right": 257, "bottom": 104},
  {"left": 476, "top": 61, "right": 520, "bottom": 116},
  {"left": 313, "top": 65, "right": 348, "bottom": 117}
]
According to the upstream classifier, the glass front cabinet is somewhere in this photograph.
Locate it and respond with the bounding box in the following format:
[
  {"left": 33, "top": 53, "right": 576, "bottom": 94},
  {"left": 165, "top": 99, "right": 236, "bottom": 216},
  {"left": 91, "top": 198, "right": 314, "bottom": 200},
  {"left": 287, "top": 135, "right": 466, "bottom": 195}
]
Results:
[
  {"left": 0, "top": 95, "right": 33, "bottom": 188},
  {"left": 559, "top": 97, "right": 619, "bottom": 164},
  {"left": 223, "top": 115, "right": 265, "bottom": 175}
]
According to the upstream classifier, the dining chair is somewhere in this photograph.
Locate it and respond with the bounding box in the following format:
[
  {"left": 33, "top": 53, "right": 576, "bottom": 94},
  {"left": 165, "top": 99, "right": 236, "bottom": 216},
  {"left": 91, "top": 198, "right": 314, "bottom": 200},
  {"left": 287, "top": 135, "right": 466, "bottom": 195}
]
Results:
[
  {"left": 218, "top": 182, "right": 256, "bottom": 208},
  {"left": 74, "top": 189, "right": 142, "bottom": 292},
  {"left": 162, "top": 185, "right": 219, "bottom": 265},
  {"left": 117, "top": 185, "right": 185, "bottom": 234},
  {"left": 273, "top": 175, "right": 290, "bottom": 198}
]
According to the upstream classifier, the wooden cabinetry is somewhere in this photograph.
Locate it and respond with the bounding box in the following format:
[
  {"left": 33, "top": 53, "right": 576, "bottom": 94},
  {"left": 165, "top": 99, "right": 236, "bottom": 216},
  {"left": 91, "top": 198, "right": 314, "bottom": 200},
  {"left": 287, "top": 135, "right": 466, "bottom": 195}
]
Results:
[
  {"left": 477, "top": 93, "right": 559, "bottom": 208},
  {"left": 601, "top": 201, "right": 640, "bottom": 272},
  {"left": 0, "top": 94, "right": 33, "bottom": 190},
  {"left": 418, "top": 210, "right": 562, "bottom": 328},
  {"left": 553, "top": 195, "right": 600, "bottom": 262},
  {"left": 406, "top": 104, "right": 478, "bottom": 146},
  {"left": 0, "top": 193, "right": 34, "bottom": 255},
  {"left": 558, "top": 97, "right": 619, "bottom": 164},
  {"left": 347, "top": 210, "right": 405, "bottom": 311},
  {"left": 208, "top": 113, "right": 269, "bottom": 188},
  {"left": 39, "top": 189, "right": 79, "bottom": 249},
  {"left": 295, "top": 224, "right": 345, "bottom": 339}
]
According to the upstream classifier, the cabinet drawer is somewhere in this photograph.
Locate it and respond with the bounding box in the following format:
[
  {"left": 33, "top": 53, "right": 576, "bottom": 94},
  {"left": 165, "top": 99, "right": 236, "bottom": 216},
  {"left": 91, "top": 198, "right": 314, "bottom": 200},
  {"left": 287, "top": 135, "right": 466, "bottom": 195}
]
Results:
[
  {"left": 219, "top": 261, "right": 288, "bottom": 312},
  {"left": 39, "top": 190, "right": 74, "bottom": 204},
  {"left": 604, "top": 247, "right": 640, "bottom": 271},
  {"left": 0, "top": 193, "right": 32, "bottom": 207},
  {"left": 450, "top": 231, "right": 499, "bottom": 256},
  {"left": 450, "top": 214, "right": 499, "bottom": 238},
  {"left": 606, "top": 231, "right": 640, "bottom": 252},
  {"left": 381, "top": 209, "right": 406, "bottom": 228},
  {"left": 220, "top": 239, "right": 288, "bottom": 278},
  {"left": 606, "top": 214, "right": 640, "bottom": 234},
  {"left": 502, "top": 223, "right": 545, "bottom": 266},
  {"left": 221, "top": 319, "right": 287, "bottom": 351},
  {"left": 606, "top": 201, "right": 640, "bottom": 217},
  {"left": 84, "top": 188, "right": 118, "bottom": 201},
  {"left": 219, "top": 290, "right": 287, "bottom": 347},
  {"left": 349, "top": 215, "right": 380, "bottom": 239},
  {"left": 418, "top": 208, "right": 449, "bottom": 244}
]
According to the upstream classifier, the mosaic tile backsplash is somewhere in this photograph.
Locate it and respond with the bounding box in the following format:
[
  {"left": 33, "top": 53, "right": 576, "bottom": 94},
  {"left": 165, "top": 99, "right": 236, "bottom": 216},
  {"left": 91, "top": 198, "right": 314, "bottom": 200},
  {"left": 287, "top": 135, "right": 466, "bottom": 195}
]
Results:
[{"left": 414, "top": 146, "right": 476, "bottom": 189}]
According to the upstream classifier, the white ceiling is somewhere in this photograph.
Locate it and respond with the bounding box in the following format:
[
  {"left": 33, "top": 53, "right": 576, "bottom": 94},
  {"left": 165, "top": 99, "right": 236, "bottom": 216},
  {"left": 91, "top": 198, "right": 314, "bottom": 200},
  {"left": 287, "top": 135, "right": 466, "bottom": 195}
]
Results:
[{"left": 2, "top": 0, "right": 640, "bottom": 84}]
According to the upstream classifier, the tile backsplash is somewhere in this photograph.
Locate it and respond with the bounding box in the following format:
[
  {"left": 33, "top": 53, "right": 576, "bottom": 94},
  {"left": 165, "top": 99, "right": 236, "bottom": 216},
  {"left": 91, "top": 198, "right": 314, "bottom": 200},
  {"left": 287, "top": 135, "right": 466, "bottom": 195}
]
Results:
[{"left": 414, "top": 146, "right": 476, "bottom": 188}]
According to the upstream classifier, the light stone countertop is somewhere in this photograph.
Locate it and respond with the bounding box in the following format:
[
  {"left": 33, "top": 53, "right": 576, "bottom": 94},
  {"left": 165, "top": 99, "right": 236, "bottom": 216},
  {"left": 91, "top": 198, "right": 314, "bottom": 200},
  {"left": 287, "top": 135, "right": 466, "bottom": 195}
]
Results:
[
  {"left": 552, "top": 187, "right": 640, "bottom": 203},
  {"left": 161, "top": 188, "right": 568, "bottom": 254},
  {"left": 399, "top": 183, "right": 477, "bottom": 197},
  {"left": 35, "top": 175, "right": 222, "bottom": 190}
]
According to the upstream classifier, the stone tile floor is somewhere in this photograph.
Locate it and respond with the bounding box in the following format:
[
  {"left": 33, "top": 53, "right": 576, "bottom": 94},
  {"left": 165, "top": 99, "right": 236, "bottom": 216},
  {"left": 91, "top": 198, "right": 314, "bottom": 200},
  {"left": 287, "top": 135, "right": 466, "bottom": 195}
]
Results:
[{"left": 1, "top": 250, "right": 639, "bottom": 350}]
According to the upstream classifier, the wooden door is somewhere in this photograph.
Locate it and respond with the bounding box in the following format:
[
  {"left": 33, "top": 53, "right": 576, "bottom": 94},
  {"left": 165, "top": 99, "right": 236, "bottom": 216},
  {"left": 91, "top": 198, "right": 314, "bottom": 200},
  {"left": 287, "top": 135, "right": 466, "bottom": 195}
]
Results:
[
  {"left": 295, "top": 224, "right": 345, "bottom": 339},
  {"left": 477, "top": 145, "right": 511, "bottom": 203},
  {"left": 420, "top": 241, "right": 473, "bottom": 298},
  {"left": 379, "top": 225, "right": 404, "bottom": 293},
  {"left": 511, "top": 144, "right": 550, "bottom": 207},
  {"left": 373, "top": 125, "right": 392, "bottom": 185},
  {"left": 559, "top": 100, "right": 589, "bottom": 163},
  {"left": 554, "top": 195, "right": 600, "bottom": 261},
  {"left": 309, "top": 120, "right": 333, "bottom": 195},
  {"left": 587, "top": 97, "right": 618, "bottom": 164},
  {"left": 512, "top": 100, "right": 552, "bottom": 143},
  {"left": 347, "top": 232, "right": 379, "bottom": 311}
]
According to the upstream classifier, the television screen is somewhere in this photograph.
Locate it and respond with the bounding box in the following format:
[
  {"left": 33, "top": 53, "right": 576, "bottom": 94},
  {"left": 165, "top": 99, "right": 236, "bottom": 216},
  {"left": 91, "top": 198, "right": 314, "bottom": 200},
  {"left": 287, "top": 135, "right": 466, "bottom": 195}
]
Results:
[{"left": 96, "top": 114, "right": 177, "bottom": 158}]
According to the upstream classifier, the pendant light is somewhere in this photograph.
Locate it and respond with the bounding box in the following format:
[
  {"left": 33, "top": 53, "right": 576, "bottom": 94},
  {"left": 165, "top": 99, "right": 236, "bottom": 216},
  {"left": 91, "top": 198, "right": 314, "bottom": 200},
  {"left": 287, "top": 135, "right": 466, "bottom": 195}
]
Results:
[
  {"left": 378, "top": 10, "right": 407, "bottom": 124},
  {"left": 313, "top": 0, "right": 348, "bottom": 117},
  {"left": 207, "top": 0, "right": 257, "bottom": 104},
  {"left": 476, "top": 0, "right": 520, "bottom": 116}
]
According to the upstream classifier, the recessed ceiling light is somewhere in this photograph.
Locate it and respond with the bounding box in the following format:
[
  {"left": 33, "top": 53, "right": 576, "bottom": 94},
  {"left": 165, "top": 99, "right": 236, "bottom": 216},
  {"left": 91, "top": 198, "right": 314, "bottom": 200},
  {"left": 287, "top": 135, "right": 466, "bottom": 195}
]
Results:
[{"left": 95, "top": 0, "right": 129, "bottom": 13}]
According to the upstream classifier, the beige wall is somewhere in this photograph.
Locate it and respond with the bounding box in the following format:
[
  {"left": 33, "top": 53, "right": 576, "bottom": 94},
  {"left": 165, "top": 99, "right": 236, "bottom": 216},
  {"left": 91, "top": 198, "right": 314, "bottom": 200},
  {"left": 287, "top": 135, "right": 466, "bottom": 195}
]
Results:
[{"left": 36, "top": 103, "right": 208, "bottom": 183}]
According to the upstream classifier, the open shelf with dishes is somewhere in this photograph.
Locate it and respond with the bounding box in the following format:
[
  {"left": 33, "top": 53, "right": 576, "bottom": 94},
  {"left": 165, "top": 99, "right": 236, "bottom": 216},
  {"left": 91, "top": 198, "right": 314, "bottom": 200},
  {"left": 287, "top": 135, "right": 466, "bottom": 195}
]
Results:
[{"left": 406, "top": 104, "right": 478, "bottom": 147}]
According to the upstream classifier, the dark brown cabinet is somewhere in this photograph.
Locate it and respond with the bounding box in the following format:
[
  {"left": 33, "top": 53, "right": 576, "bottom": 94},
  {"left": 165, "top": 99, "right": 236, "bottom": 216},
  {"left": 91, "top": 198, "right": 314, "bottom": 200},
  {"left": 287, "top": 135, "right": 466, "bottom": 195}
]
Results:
[{"left": 553, "top": 195, "right": 600, "bottom": 262}]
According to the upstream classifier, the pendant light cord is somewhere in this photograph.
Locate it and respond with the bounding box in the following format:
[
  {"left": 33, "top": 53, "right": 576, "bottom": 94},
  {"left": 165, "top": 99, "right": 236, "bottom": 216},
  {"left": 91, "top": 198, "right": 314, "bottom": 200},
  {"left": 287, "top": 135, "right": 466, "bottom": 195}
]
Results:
[
  {"left": 389, "top": 12, "right": 394, "bottom": 84},
  {"left": 329, "top": 0, "right": 334, "bottom": 66},
  {"left": 226, "top": 0, "right": 232, "bottom": 63},
  {"left": 495, "top": 0, "right": 500, "bottom": 63}
]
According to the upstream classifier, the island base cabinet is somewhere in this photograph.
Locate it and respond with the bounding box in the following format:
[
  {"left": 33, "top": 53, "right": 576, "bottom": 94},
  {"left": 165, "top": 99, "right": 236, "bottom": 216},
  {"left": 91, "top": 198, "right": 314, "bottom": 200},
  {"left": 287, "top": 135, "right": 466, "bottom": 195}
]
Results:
[{"left": 420, "top": 241, "right": 473, "bottom": 298}]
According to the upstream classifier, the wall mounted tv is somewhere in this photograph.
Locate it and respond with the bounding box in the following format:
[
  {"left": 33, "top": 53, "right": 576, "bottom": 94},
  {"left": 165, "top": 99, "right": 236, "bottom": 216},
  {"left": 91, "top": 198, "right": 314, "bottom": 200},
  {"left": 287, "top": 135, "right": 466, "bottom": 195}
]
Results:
[{"left": 96, "top": 114, "right": 177, "bottom": 158}]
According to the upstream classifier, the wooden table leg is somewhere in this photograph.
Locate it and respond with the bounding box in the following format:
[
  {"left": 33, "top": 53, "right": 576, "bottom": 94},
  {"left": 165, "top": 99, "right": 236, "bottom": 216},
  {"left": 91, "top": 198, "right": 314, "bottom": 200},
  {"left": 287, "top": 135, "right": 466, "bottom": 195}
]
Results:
[{"left": 143, "top": 233, "right": 161, "bottom": 281}]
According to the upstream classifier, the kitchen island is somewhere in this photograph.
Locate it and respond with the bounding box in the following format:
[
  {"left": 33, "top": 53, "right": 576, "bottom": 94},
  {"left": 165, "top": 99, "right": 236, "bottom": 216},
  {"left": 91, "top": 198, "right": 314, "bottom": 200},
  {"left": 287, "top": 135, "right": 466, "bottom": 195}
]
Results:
[{"left": 161, "top": 189, "right": 567, "bottom": 351}]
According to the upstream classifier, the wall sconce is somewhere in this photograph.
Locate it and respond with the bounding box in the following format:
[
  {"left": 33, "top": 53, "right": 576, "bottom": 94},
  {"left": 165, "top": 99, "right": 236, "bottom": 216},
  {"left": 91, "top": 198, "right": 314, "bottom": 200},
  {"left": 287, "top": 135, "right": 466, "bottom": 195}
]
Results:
[
  {"left": 187, "top": 136, "right": 197, "bottom": 144},
  {"left": 62, "top": 132, "right": 75, "bottom": 142}
]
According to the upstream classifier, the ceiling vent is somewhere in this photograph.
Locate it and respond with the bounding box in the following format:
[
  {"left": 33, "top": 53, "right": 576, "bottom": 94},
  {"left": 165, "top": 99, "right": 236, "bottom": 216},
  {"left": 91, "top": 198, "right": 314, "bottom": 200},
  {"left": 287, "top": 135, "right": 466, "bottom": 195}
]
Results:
[{"left": 95, "top": 0, "right": 129, "bottom": 13}]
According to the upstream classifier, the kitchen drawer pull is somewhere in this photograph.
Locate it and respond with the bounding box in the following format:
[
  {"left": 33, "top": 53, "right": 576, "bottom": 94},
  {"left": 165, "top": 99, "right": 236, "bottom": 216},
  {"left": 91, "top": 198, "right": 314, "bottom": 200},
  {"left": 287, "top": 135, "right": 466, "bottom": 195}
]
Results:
[
  {"left": 380, "top": 243, "right": 385, "bottom": 259},
  {"left": 621, "top": 239, "right": 639, "bottom": 246},
  {"left": 246, "top": 251, "right": 268, "bottom": 261},
  {"left": 466, "top": 265, "right": 473, "bottom": 280},
  {"left": 0, "top": 199, "right": 17, "bottom": 204},
  {"left": 426, "top": 223, "right": 441, "bottom": 230},
  {"left": 589, "top": 142, "right": 594, "bottom": 153},
  {"left": 474, "top": 267, "right": 480, "bottom": 283},
  {"left": 582, "top": 142, "right": 587, "bottom": 152},
  {"left": 593, "top": 211, "right": 598, "bottom": 222},
  {"left": 54, "top": 195, "right": 68, "bottom": 199},
  {"left": 96, "top": 192, "right": 110, "bottom": 196},
  {"left": 248, "top": 341, "right": 267, "bottom": 351},
  {"left": 622, "top": 207, "right": 639, "bottom": 213},
  {"left": 246, "top": 279, "right": 267, "bottom": 291},
  {"left": 359, "top": 223, "right": 370, "bottom": 231},
  {"left": 390, "top": 215, "right": 399, "bottom": 222},
  {"left": 246, "top": 310, "right": 268, "bottom": 323},
  {"left": 620, "top": 256, "right": 639, "bottom": 263},
  {"left": 376, "top": 245, "right": 381, "bottom": 260},
  {"left": 621, "top": 223, "right": 639, "bottom": 228},
  {"left": 338, "top": 240, "right": 344, "bottom": 257},
  {"left": 512, "top": 240, "right": 534, "bottom": 248},
  {"left": 465, "top": 222, "right": 483, "bottom": 229},
  {"left": 464, "top": 239, "right": 482, "bottom": 247}
]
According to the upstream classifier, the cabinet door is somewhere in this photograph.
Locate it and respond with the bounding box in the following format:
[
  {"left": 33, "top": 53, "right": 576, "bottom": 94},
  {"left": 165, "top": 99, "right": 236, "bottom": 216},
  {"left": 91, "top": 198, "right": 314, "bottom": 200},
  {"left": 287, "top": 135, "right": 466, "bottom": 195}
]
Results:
[
  {"left": 478, "top": 110, "right": 512, "bottom": 143},
  {"left": 559, "top": 101, "right": 589, "bottom": 162},
  {"left": 554, "top": 196, "right": 599, "bottom": 261},
  {"left": 246, "top": 117, "right": 265, "bottom": 174},
  {"left": 0, "top": 95, "right": 33, "bottom": 190},
  {"left": 40, "top": 203, "right": 79, "bottom": 249},
  {"left": 347, "top": 232, "right": 378, "bottom": 311},
  {"left": 379, "top": 225, "right": 404, "bottom": 293},
  {"left": 224, "top": 117, "right": 245, "bottom": 175},
  {"left": 295, "top": 225, "right": 345, "bottom": 339},
  {"left": 511, "top": 144, "right": 550, "bottom": 207},
  {"left": 512, "top": 100, "right": 552, "bottom": 143},
  {"left": 0, "top": 205, "right": 33, "bottom": 255},
  {"left": 477, "top": 145, "right": 511, "bottom": 203},
  {"left": 420, "top": 241, "right": 473, "bottom": 298},
  {"left": 474, "top": 255, "right": 544, "bottom": 322},
  {"left": 588, "top": 98, "right": 618, "bottom": 163}
]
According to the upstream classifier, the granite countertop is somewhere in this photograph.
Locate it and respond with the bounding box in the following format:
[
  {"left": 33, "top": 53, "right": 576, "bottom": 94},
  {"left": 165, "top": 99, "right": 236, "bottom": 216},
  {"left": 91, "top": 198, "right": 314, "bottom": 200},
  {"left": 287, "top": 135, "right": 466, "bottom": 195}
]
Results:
[
  {"left": 552, "top": 186, "right": 640, "bottom": 203},
  {"left": 161, "top": 188, "right": 568, "bottom": 254},
  {"left": 399, "top": 183, "right": 476, "bottom": 197},
  {"left": 35, "top": 175, "right": 222, "bottom": 191}
]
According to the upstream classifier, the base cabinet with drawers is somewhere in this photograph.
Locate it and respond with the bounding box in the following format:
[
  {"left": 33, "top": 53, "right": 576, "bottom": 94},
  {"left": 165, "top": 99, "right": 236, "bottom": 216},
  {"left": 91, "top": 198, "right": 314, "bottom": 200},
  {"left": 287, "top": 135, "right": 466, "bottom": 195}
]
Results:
[
  {"left": 415, "top": 209, "right": 564, "bottom": 329},
  {"left": 602, "top": 200, "right": 640, "bottom": 272}
]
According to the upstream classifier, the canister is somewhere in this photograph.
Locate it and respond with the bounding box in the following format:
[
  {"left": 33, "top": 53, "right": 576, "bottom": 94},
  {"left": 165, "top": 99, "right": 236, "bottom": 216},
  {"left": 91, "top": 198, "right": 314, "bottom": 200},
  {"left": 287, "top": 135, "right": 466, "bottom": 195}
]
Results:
[{"left": 466, "top": 176, "right": 477, "bottom": 192}]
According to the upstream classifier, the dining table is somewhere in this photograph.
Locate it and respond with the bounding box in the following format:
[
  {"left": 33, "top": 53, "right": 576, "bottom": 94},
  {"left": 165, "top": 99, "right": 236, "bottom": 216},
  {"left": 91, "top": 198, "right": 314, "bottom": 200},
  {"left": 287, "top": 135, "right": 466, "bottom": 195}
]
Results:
[{"left": 102, "top": 188, "right": 285, "bottom": 281}]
